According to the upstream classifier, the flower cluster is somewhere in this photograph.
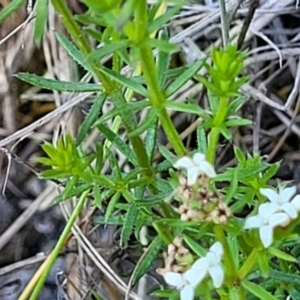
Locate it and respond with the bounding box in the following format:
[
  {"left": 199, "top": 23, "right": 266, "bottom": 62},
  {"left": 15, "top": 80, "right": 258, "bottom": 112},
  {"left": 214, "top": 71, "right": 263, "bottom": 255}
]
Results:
[
  {"left": 173, "top": 152, "right": 231, "bottom": 224},
  {"left": 162, "top": 242, "right": 224, "bottom": 300},
  {"left": 173, "top": 153, "right": 216, "bottom": 186},
  {"left": 244, "top": 186, "right": 300, "bottom": 248}
]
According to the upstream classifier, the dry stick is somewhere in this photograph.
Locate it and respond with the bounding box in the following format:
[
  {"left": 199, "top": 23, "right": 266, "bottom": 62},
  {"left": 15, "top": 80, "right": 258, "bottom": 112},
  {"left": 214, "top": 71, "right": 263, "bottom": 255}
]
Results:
[
  {"left": 285, "top": 55, "right": 300, "bottom": 109},
  {"left": 267, "top": 95, "right": 300, "bottom": 162},
  {"left": 0, "top": 92, "right": 92, "bottom": 147},
  {"left": 218, "top": 0, "right": 229, "bottom": 48},
  {"left": 0, "top": 252, "right": 46, "bottom": 276},
  {"left": 237, "top": 0, "right": 260, "bottom": 50},
  {"left": 0, "top": 183, "right": 57, "bottom": 251}
]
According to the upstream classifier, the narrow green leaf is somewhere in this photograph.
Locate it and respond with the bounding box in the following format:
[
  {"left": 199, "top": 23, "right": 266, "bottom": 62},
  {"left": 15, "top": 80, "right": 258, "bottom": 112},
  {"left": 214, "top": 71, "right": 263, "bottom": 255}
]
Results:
[
  {"left": 94, "top": 189, "right": 113, "bottom": 209},
  {"left": 165, "top": 59, "right": 204, "bottom": 97},
  {"left": 34, "top": 0, "right": 48, "bottom": 45},
  {"left": 77, "top": 94, "right": 106, "bottom": 145},
  {"left": 258, "top": 251, "right": 270, "bottom": 278},
  {"left": 196, "top": 126, "right": 207, "bottom": 154},
  {"left": 83, "top": 28, "right": 103, "bottom": 42},
  {"left": 148, "top": 5, "right": 181, "bottom": 34},
  {"left": 120, "top": 204, "right": 139, "bottom": 246},
  {"left": 83, "top": 0, "right": 120, "bottom": 13},
  {"left": 99, "top": 67, "right": 148, "bottom": 97},
  {"left": 147, "top": 38, "right": 179, "bottom": 54},
  {"left": 214, "top": 164, "right": 268, "bottom": 182},
  {"left": 16, "top": 73, "right": 101, "bottom": 92},
  {"left": 93, "top": 185, "right": 102, "bottom": 208},
  {"left": 0, "top": 0, "right": 25, "bottom": 23},
  {"left": 225, "top": 167, "right": 239, "bottom": 203},
  {"left": 55, "top": 32, "right": 94, "bottom": 74},
  {"left": 55, "top": 182, "right": 92, "bottom": 202},
  {"left": 95, "top": 143, "right": 104, "bottom": 174},
  {"left": 158, "top": 144, "right": 177, "bottom": 164},
  {"left": 105, "top": 192, "right": 121, "bottom": 222},
  {"left": 132, "top": 236, "right": 164, "bottom": 283},
  {"left": 128, "top": 108, "right": 158, "bottom": 138},
  {"left": 220, "top": 126, "right": 232, "bottom": 140},
  {"left": 268, "top": 247, "right": 298, "bottom": 263},
  {"left": 225, "top": 118, "right": 252, "bottom": 127},
  {"left": 41, "top": 141, "right": 57, "bottom": 159},
  {"left": 288, "top": 288, "right": 300, "bottom": 300},
  {"left": 61, "top": 176, "right": 78, "bottom": 200},
  {"left": 207, "top": 91, "right": 219, "bottom": 115},
  {"left": 226, "top": 95, "right": 248, "bottom": 117},
  {"left": 165, "top": 100, "right": 208, "bottom": 118},
  {"left": 183, "top": 235, "right": 206, "bottom": 256},
  {"left": 74, "top": 13, "right": 106, "bottom": 26},
  {"left": 234, "top": 147, "right": 246, "bottom": 164},
  {"left": 94, "top": 100, "right": 150, "bottom": 125},
  {"left": 157, "top": 30, "right": 171, "bottom": 88},
  {"left": 227, "top": 235, "right": 239, "bottom": 269},
  {"left": 145, "top": 118, "right": 158, "bottom": 163},
  {"left": 97, "top": 124, "right": 137, "bottom": 166},
  {"left": 87, "top": 40, "right": 130, "bottom": 62},
  {"left": 242, "top": 280, "right": 277, "bottom": 300},
  {"left": 106, "top": 149, "right": 122, "bottom": 180},
  {"left": 260, "top": 163, "right": 280, "bottom": 185},
  {"left": 270, "top": 269, "right": 300, "bottom": 284}
]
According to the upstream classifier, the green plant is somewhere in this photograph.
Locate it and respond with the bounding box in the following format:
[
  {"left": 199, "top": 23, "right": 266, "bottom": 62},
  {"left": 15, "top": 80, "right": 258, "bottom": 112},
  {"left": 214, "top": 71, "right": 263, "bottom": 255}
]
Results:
[{"left": 12, "top": 1, "right": 300, "bottom": 299}]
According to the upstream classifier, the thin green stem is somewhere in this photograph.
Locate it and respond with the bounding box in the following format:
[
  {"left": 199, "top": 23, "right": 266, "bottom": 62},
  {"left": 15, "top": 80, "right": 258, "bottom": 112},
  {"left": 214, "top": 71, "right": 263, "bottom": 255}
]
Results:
[
  {"left": 207, "top": 97, "right": 229, "bottom": 163},
  {"left": 50, "top": 0, "right": 153, "bottom": 179},
  {"left": 238, "top": 248, "right": 259, "bottom": 279},
  {"left": 139, "top": 45, "right": 186, "bottom": 156},
  {"left": 29, "top": 190, "right": 90, "bottom": 300},
  {"left": 214, "top": 225, "right": 238, "bottom": 279}
]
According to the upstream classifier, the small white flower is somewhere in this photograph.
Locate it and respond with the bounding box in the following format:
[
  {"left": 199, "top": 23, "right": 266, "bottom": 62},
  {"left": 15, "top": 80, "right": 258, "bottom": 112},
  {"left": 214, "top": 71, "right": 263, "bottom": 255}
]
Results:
[
  {"left": 163, "top": 267, "right": 207, "bottom": 300},
  {"left": 260, "top": 186, "right": 298, "bottom": 219},
  {"left": 163, "top": 242, "right": 224, "bottom": 299},
  {"left": 244, "top": 203, "right": 290, "bottom": 248},
  {"left": 174, "top": 153, "right": 216, "bottom": 186},
  {"left": 192, "top": 242, "right": 224, "bottom": 288}
]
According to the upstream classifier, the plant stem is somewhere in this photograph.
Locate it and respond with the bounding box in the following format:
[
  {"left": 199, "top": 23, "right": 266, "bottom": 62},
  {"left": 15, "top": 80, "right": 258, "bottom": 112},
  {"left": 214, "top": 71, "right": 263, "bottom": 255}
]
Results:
[
  {"left": 139, "top": 45, "right": 186, "bottom": 156},
  {"left": 50, "top": 0, "right": 153, "bottom": 178},
  {"left": 207, "top": 97, "right": 229, "bottom": 163},
  {"left": 29, "top": 190, "right": 90, "bottom": 300},
  {"left": 214, "top": 225, "right": 238, "bottom": 279},
  {"left": 238, "top": 248, "right": 259, "bottom": 279}
]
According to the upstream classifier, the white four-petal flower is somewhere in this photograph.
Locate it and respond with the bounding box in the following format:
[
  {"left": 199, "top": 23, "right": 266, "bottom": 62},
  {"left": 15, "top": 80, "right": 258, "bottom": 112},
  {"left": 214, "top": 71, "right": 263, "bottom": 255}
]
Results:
[
  {"left": 244, "top": 202, "right": 290, "bottom": 248},
  {"left": 163, "top": 267, "right": 207, "bottom": 300},
  {"left": 260, "top": 186, "right": 298, "bottom": 219},
  {"left": 164, "top": 242, "right": 224, "bottom": 300},
  {"left": 173, "top": 153, "right": 216, "bottom": 186},
  {"left": 192, "top": 241, "right": 224, "bottom": 288}
]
